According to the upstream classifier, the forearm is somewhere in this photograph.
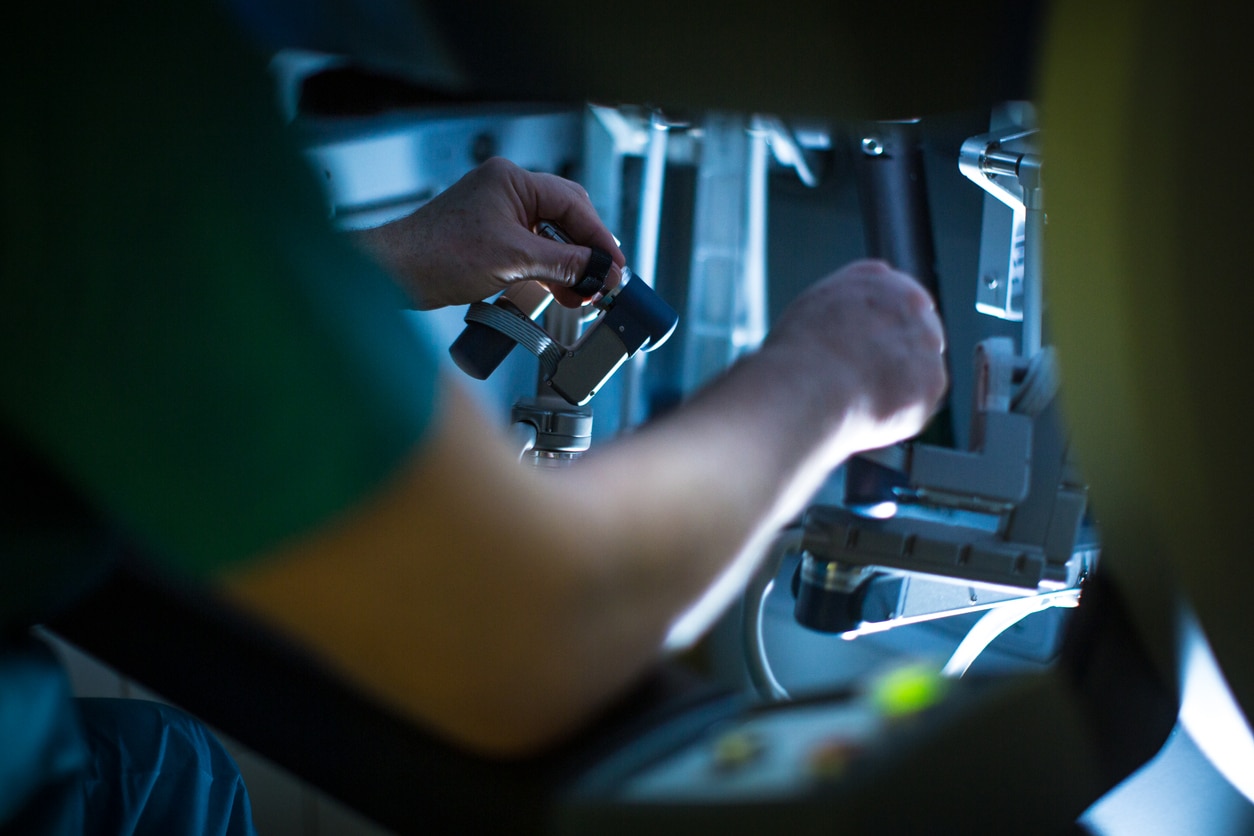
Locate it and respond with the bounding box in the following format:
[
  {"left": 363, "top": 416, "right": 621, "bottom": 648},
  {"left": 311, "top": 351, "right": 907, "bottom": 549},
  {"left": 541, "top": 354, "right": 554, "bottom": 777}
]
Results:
[
  {"left": 347, "top": 218, "right": 436, "bottom": 308},
  {"left": 219, "top": 260, "right": 945, "bottom": 757},
  {"left": 481, "top": 347, "right": 861, "bottom": 744},
  {"left": 563, "top": 346, "right": 859, "bottom": 649},
  {"left": 218, "top": 357, "right": 852, "bottom": 757},
  {"left": 439, "top": 346, "right": 863, "bottom": 749}
]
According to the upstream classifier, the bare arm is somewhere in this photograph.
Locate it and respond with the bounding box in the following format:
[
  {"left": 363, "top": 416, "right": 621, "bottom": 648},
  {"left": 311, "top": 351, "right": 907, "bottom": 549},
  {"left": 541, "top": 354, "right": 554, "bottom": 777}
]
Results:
[{"left": 219, "top": 259, "right": 946, "bottom": 757}]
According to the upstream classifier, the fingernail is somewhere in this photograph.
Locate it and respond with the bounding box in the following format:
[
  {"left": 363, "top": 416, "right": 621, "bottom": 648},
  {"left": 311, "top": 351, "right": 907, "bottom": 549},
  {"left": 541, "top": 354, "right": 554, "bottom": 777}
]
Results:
[{"left": 605, "top": 263, "right": 623, "bottom": 290}]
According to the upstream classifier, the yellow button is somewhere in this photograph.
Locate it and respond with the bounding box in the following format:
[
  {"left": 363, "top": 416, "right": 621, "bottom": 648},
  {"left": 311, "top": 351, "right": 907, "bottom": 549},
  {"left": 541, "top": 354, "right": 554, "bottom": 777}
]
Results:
[{"left": 710, "top": 730, "right": 765, "bottom": 773}]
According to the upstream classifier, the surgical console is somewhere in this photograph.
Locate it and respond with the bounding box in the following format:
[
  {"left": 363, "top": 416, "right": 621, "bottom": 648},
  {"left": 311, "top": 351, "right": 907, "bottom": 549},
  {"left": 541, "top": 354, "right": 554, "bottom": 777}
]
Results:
[{"left": 45, "top": 3, "right": 1254, "bottom": 833}]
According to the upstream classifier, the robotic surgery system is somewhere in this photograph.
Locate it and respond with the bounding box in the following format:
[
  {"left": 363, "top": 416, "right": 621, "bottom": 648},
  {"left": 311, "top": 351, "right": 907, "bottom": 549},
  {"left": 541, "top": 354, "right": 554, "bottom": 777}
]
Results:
[
  {"left": 268, "top": 88, "right": 1233, "bottom": 834},
  {"left": 307, "top": 99, "right": 1085, "bottom": 665}
]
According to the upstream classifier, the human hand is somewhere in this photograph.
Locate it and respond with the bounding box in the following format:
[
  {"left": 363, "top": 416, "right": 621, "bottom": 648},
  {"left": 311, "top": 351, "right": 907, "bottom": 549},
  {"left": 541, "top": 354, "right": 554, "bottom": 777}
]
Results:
[
  {"left": 762, "top": 259, "right": 948, "bottom": 454},
  {"left": 353, "top": 157, "right": 625, "bottom": 310}
]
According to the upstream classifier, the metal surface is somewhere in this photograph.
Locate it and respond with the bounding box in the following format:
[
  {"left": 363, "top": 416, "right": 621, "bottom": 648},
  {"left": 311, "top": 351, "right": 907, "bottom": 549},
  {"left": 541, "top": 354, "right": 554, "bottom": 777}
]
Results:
[
  {"left": 511, "top": 398, "right": 593, "bottom": 456},
  {"left": 797, "top": 333, "right": 1092, "bottom": 640},
  {"left": 618, "top": 111, "right": 671, "bottom": 430},
  {"left": 303, "top": 106, "right": 582, "bottom": 230},
  {"left": 680, "top": 113, "right": 769, "bottom": 393},
  {"left": 959, "top": 115, "right": 1043, "bottom": 356},
  {"left": 541, "top": 270, "right": 678, "bottom": 406},
  {"left": 853, "top": 119, "right": 941, "bottom": 299}
]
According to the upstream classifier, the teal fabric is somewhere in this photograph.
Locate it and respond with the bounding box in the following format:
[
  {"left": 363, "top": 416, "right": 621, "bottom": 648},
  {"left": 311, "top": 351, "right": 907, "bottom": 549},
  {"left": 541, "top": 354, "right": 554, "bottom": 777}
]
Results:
[
  {"left": 65, "top": 698, "right": 257, "bottom": 836},
  {"left": 0, "top": 640, "right": 88, "bottom": 826},
  {"left": 1, "top": 687, "right": 260, "bottom": 835},
  {"left": 0, "top": 3, "right": 439, "bottom": 581}
]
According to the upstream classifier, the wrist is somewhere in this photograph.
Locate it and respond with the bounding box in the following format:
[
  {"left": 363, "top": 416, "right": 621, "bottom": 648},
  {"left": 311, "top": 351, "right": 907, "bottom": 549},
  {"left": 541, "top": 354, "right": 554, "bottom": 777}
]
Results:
[
  {"left": 741, "top": 343, "right": 861, "bottom": 435},
  {"left": 686, "top": 346, "right": 862, "bottom": 477}
]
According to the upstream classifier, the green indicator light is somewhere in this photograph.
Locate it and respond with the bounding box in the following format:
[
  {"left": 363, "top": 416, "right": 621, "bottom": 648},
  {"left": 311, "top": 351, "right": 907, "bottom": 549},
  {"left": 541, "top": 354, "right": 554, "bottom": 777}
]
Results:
[{"left": 870, "top": 663, "right": 948, "bottom": 718}]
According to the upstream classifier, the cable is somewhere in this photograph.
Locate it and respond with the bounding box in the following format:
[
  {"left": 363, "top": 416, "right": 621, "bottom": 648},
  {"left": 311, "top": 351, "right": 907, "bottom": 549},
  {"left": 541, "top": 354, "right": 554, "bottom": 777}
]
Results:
[
  {"left": 742, "top": 528, "right": 803, "bottom": 702},
  {"left": 941, "top": 589, "right": 1080, "bottom": 678}
]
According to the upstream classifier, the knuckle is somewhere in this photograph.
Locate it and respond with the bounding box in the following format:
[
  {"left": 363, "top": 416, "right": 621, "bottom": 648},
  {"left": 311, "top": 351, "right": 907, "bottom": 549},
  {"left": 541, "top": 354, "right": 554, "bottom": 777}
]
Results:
[
  {"left": 560, "top": 251, "right": 586, "bottom": 286},
  {"left": 847, "top": 257, "right": 893, "bottom": 276},
  {"left": 479, "top": 156, "right": 518, "bottom": 182}
]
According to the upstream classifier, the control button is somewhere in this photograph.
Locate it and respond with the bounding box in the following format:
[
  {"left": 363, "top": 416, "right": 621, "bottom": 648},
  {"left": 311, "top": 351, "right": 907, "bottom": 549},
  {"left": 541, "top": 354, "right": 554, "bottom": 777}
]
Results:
[
  {"left": 710, "top": 729, "right": 766, "bottom": 773},
  {"left": 805, "top": 737, "right": 864, "bottom": 782},
  {"left": 869, "top": 662, "right": 948, "bottom": 720}
]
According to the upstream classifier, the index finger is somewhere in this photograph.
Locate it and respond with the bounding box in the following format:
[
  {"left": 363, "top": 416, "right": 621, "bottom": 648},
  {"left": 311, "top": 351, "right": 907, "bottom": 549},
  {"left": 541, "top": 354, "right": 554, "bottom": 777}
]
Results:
[{"left": 522, "top": 171, "right": 626, "bottom": 270}]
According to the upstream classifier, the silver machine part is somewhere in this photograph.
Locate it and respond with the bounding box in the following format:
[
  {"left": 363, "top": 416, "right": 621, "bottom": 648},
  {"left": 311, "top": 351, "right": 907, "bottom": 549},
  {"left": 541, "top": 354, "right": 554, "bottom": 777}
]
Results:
[
  {"left": 802, "top": 340, "right": 1090, "bottom": 574},
  {"left": 512, "top": 301, "right": 595, "bottom": 467},
  {"left": 958, "top": 104, "right": 1044, "bottom": 358},
  {"left": 773, "top": 114, "right": 1080, "bottom": 664},
  {"left": 545, "top": 318, "right": 632, "bottom": 406},
  {"left": 618, "top": 110, "right": 670, "bottom": 430},
  {"left": 776, "top": 326, "right": 1093, "bottom": 671}
]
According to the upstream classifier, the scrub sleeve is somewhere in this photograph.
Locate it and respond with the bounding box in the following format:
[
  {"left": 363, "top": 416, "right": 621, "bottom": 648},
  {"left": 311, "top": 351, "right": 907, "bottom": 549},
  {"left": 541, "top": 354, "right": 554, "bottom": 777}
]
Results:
[{"left": 1, "top": 2, "right": 440, "bottom": 830}]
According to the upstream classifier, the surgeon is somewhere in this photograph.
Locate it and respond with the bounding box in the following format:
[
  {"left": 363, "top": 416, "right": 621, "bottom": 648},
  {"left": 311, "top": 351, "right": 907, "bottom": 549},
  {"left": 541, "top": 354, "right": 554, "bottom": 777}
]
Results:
[{"left": 0, "top": 2, "right": 946, "bottom": 832}]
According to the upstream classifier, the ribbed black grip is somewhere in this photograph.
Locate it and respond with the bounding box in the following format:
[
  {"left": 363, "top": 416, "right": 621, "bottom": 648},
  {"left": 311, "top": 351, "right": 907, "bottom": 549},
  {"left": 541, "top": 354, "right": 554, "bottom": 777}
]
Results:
[
  {"left": 572, "top": 247, "right": 613, "bottom": 297},
  {"left": 448, "top": 320, "right": 517, "bottom": 380}
]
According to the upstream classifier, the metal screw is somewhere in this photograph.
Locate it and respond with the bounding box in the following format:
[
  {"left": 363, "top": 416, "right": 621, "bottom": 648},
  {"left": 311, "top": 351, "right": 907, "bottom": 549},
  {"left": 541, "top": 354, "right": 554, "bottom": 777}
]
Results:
[
  {"left": 984, "top": 273, "right": 1000, "bottom": 289},
  {"left": 860, "top": 137, "right": 885, "bottom": 157}
]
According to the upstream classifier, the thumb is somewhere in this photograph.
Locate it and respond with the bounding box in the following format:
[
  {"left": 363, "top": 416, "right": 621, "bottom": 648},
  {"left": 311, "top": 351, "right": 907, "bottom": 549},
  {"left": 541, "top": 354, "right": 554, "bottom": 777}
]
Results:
[{"left": 512, "top": 233, "right": 623, "bottom": 308}]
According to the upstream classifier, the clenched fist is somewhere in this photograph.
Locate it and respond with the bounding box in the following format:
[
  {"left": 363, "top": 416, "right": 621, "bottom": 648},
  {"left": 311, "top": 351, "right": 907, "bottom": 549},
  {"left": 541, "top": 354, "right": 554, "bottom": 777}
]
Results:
[{"left": 763, "top": 259, "right": 948, "bottom": 455}]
